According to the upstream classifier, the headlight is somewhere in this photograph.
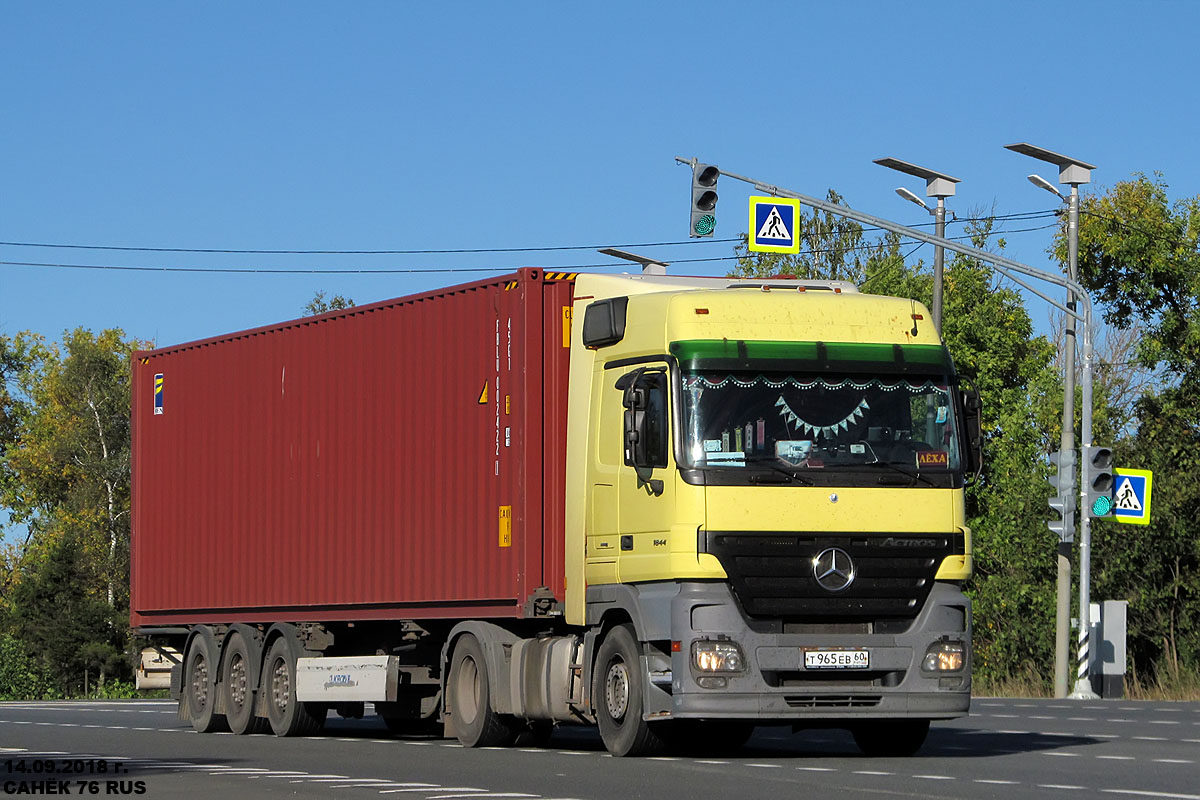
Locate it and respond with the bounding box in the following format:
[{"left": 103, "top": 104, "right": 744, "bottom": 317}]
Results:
[
  {"left": 692, "top": 640, "right": 745, "bottom": 673},
  {"left": 922, "top": 640, "right": 965, "bottom": 672}
]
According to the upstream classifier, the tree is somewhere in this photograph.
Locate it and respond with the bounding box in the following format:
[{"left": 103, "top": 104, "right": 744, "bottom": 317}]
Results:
[
  {"left": 1056, "top": 173, "right": 1200, "bottom": 685},
  {"left": 0, "top": 328, "right": 141, "bottom": 692},
  {"left": 304, "top": 290, "right": 356, "bottom": 316}
]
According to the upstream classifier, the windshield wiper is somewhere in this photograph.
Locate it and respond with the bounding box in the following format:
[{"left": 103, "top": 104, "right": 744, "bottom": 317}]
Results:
[
  {"left": 861, "top": 460, "right": 937, "bottom": 488},
  {"left": 743, "top": 455, "right": 815, "bottom": 486}
]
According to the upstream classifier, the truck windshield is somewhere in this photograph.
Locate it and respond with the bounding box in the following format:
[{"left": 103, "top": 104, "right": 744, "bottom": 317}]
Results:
[{"left": 672, "top": 341, "right": 963, "bottom": 477}]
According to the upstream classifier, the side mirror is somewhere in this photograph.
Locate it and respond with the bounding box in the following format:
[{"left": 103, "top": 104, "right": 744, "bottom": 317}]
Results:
[
  {"left": 960, "top": 381, "right": 983, "bottom": 478},
  {"left": 618, "top": 370, "right": 668, "bottom": 469}
]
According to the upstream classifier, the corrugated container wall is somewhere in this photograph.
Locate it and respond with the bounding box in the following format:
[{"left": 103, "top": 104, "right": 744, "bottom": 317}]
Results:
[{"left": 131, "top": 269, "right": 573, "bottom": 627}]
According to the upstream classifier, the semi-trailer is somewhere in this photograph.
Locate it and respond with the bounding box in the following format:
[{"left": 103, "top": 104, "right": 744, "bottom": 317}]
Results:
[{"left": 131, "top": 268, "right": 980, "bottom": 756}]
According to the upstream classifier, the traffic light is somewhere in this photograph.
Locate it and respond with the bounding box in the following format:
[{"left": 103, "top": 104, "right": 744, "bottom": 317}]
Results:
[
  {"left": 690, "top": 163, "right": 719, "bottom": 238},
  {"left": 1083, "top": 445, "right": 1114, "bottom": 518},
  {"left": 1047, "top": 450, "right": 1076, "bottom": 541}
]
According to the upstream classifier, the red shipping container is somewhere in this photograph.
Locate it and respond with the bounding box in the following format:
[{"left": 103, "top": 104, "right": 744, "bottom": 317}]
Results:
[{"left": 131, "top": 269, "right": 573, "bottom": 628}]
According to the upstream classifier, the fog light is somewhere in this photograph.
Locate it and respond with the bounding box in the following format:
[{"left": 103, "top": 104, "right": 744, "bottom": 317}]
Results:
[
  {"left": 692, "top": 640, "right": 745, "bottom": 673},
  {"left": 696, "top": 676, "right": 728, "bottom": 689},
  {"left": 922, "top": 640, "right": 965, "bottom": 672}
]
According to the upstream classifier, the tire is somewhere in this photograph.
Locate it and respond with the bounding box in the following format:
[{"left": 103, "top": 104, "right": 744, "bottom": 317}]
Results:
[
  {"left": 263, "top": 637, "right": 327, "bottom": 737},
  {"left": 667, "top": 720, "right": 755, "bottom": 755},
  {"left": 851, "top": 719, "right": 930, "bottom": 756},
  {"left": 184, "top": 629, "right": 227, "bottom": 733},
  {"left": 593, "top": 624, "right": 665, "bottom": 757},
  {"left": 447, "top": 634, "right": 519, "bottom": 747},
  {"left": 220, "top": 632, "right": 268, "bottom": 735}
]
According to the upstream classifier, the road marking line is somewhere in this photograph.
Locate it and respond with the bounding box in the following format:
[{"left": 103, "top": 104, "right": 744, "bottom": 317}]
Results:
[
  {"left": 1094, "top": 734, "right": 1119, "bottom": 738},
  {"left": 1039, "top": 784, "right": 1085, "bottom": 790},
  {"left": 854, "top": 771, "right": 893, "bottom": 776},
  {"left": 0, "top": 748, "right": 26, "bottom": 752},
  {"left": 378, "top": 789, "right": 483, "bottom": 795},
  {"left": 976, "top": 779, "right": 1019, "bottom": 785},
  {"left": 746, "top": 764, "right": 781, "bottom": 768},
  {"left": 1149, "top": 721, "right": 1181, "bottom": 725},
  {"left": 1098, "top": 756, "right": 1135, "bottom": 760},
  {"left": 1044, "top": 752, "right": 1080, "bottom": 757},
  {"left": 796, "top": 767, "right": 835, "bottom": 772},
  {"left": 1068, "top": 717, "right": 1097, "bottom": 721},
  {"left": 913, "top": 775, "right": 955, "bottom": 780},
  {"left": 1134, "top": 736, "right": 1167, "bottom": 741},
  {"left": 1102, "top": 790, "right": 1200, "bottom": 800},
  {"left": 1153, "top": 759, "right": 1194, "bottom": 764},
  {"left": 647, "top": 756, "right": 679, "bottom": 761},
  {"left": 695, "top": 760, "right": 728, "bottom": 765},
  {"left": 428, "top": 795, "right": 537, "bottom": 799},
  {"left": 307, "top": 777, "right": 392, "bottom": 782}
]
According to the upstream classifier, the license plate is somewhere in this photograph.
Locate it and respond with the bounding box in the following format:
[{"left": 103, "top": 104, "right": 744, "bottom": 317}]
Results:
[{"left": 804, "top": 649, "right": 870, "bottom": 669}]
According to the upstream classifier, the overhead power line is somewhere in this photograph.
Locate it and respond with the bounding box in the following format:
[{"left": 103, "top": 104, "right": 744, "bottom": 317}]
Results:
[
  {"left": 0, "top": 221, "right": 1060, "bottom": 276},
  {"left": 0, "top": 210, "right": 1057, "bottom": 256}
]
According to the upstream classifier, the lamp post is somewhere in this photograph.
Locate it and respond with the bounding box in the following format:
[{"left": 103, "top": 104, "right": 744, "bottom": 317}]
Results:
[
  {"left": 598, "top": 247, "right": 669, "bottom": 275},
  {"left": 873, "top": 158, "right": 961, "bottom": 334},
  {"left": 1005, "top": 142, "right": 1096, "bottom": 700}
]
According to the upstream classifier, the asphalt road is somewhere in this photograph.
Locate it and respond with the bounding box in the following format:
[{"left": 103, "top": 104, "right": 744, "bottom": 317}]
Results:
[{"left": 2, "top": 698, "right": 1198, "bottom": 799}]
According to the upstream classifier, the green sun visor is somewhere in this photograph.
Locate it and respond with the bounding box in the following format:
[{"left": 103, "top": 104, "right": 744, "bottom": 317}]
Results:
[{"left": 670, "top": 340, "right": 955, "bottom": 375}]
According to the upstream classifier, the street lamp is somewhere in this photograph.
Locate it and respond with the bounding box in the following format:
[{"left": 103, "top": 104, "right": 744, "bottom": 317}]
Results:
[
  {"left": 873, "top": 158, "right": 961, "bottom": 333},
  {"left": 1005, "top": 142, "right": 1096, "bottom": 701},
  {"left": 598, "top": 247, "right": 669, "bottom": 275}
]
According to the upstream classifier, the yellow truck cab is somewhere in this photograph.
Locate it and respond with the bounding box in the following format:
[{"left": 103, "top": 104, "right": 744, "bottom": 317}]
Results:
[{"left": 565, "top": 273, "right": 980, "bottom": 756}]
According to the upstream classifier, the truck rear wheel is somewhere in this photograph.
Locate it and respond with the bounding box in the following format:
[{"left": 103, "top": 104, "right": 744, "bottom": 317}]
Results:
[
  {"left": 221, "top": 632, "right": 267, "bottom": 735},
  {"left": 593, "top": 624, "right": 665, "bottom": 757},
  {"left": 448, "top": 634, "right": 519, "bottom": 747},
  {"left": 184, "top": 630, "right": 227, "bottom": 733},
  {"left": 851, "top": 719, "right": 930, "bottom": 756},
  {"left": 263, "top": 637, "right": 326, "bottom": 737}
]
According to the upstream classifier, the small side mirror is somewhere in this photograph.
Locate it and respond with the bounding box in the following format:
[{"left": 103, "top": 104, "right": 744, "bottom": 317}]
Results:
[
  {"left": 582, "top": 297, "right": 629, "bottom": 348},
  {"left": 618, "top": 370, "right": 668, "bottom": 469}
]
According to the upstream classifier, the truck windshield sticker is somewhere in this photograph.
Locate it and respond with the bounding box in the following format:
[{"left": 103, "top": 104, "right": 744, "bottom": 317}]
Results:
[
  {"left": 917, "top": 451, "right": 949, "bottom": 467},
  {"left": 153, "top": 373, "right": 164, "bottom": 415}
]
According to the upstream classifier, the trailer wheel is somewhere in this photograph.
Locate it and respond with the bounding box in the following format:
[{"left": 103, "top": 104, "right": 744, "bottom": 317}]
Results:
[
  {"left": 221, "top": 632, "right": 267, "bottom": 735},
  {"left": 263, "top": 637, "right": 326, "bottom": 737},
  {"left": 448, "top": 634, "right": 518, "bottom": 747},
  {"left": 851, "top": 719, "right": 930, "bottom": 756},
  {"left": 593, "top": 624, "right": 665, "bottom": 757},
  {"left": 184, "top": 631, "right": 227, "bottom": 733}
]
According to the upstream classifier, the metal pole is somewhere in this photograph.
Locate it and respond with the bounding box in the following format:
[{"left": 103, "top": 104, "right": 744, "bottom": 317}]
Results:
[
  {"left": 933, "top": 198, "right": 945, "bottom": 334},
  {"left": 1068, "top": 185, "right": 1099, "bottom": 700},
  {"left": 1054, "top": 186, "right": 1079, "bottom": 699}
]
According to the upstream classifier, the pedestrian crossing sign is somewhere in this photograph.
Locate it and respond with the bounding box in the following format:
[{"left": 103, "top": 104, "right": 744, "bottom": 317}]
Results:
[
  {"left": 1112, "top": 467, "right": 1152, "bottom": 525},
  {"left": 748, "top": 196, "right": 801, "bottom": 254}
]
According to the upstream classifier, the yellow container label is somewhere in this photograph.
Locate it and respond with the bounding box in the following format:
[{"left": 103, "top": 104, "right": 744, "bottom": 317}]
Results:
[
  {"left": 499, "top": 505, "right": 512, "bottom": 547},
  {"left": 562, "top": 306, "right": 572, "bottom": 348}
]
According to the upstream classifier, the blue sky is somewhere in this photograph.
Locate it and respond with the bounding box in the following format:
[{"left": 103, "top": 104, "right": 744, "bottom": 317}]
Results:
[{"left": 2, "top": 2, "right": 1198, "bottom": 349}]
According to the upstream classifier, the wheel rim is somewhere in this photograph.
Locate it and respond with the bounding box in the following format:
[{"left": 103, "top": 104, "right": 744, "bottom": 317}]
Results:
[
  {"left": 190, "top": 654, "right": 209, "bottom": 711},
  {"left": 604, "top": 659, "right": 630, "bottom": 721},
  {"left": 271, "top": 655, "right": 289, "bottom": 715},
  {"left": 229, "top": 652, "right": 247, "bottom": 710},
  {"left": 454, "top": 655, "right": 481, "bottom": 726}
]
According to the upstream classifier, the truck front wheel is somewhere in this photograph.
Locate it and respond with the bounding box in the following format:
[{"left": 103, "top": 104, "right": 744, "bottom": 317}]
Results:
[
  {"left": 593, "top": 624, "right": 665, "bottom": 757},
  {"left": 448, "top": 634, "right": 519, "bottom": 747}
]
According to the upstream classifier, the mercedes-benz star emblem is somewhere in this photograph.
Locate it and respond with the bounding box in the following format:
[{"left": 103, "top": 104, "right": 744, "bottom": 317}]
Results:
[{"left": 812, "top": 547, "right": 856, "bottom": 592}]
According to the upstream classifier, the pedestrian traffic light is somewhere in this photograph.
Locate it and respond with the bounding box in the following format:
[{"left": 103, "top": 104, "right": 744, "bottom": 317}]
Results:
[
  {"left": 1083, "top": 445, "right": 1114, "bottom": 518},
  {"left": 1047, "top": 450, "right": 1076, "bottom": 541},
  {"left": 690, "top": 163, "right": 719, "bottom": 238}
]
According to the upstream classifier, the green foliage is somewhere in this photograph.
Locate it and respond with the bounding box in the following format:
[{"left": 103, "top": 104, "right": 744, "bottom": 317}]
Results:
[
  {"left": 0, "top": 328, "right": 142, "bottom": 694},
  {"left": 0, "top": 634, "right": 55, "bottom": 700},
  {"left": 304, "top": 290, "right": 356, "bottom": 316},
  {"left": 1056, "top": 174, "right": 1200, "bottom": 684}
]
